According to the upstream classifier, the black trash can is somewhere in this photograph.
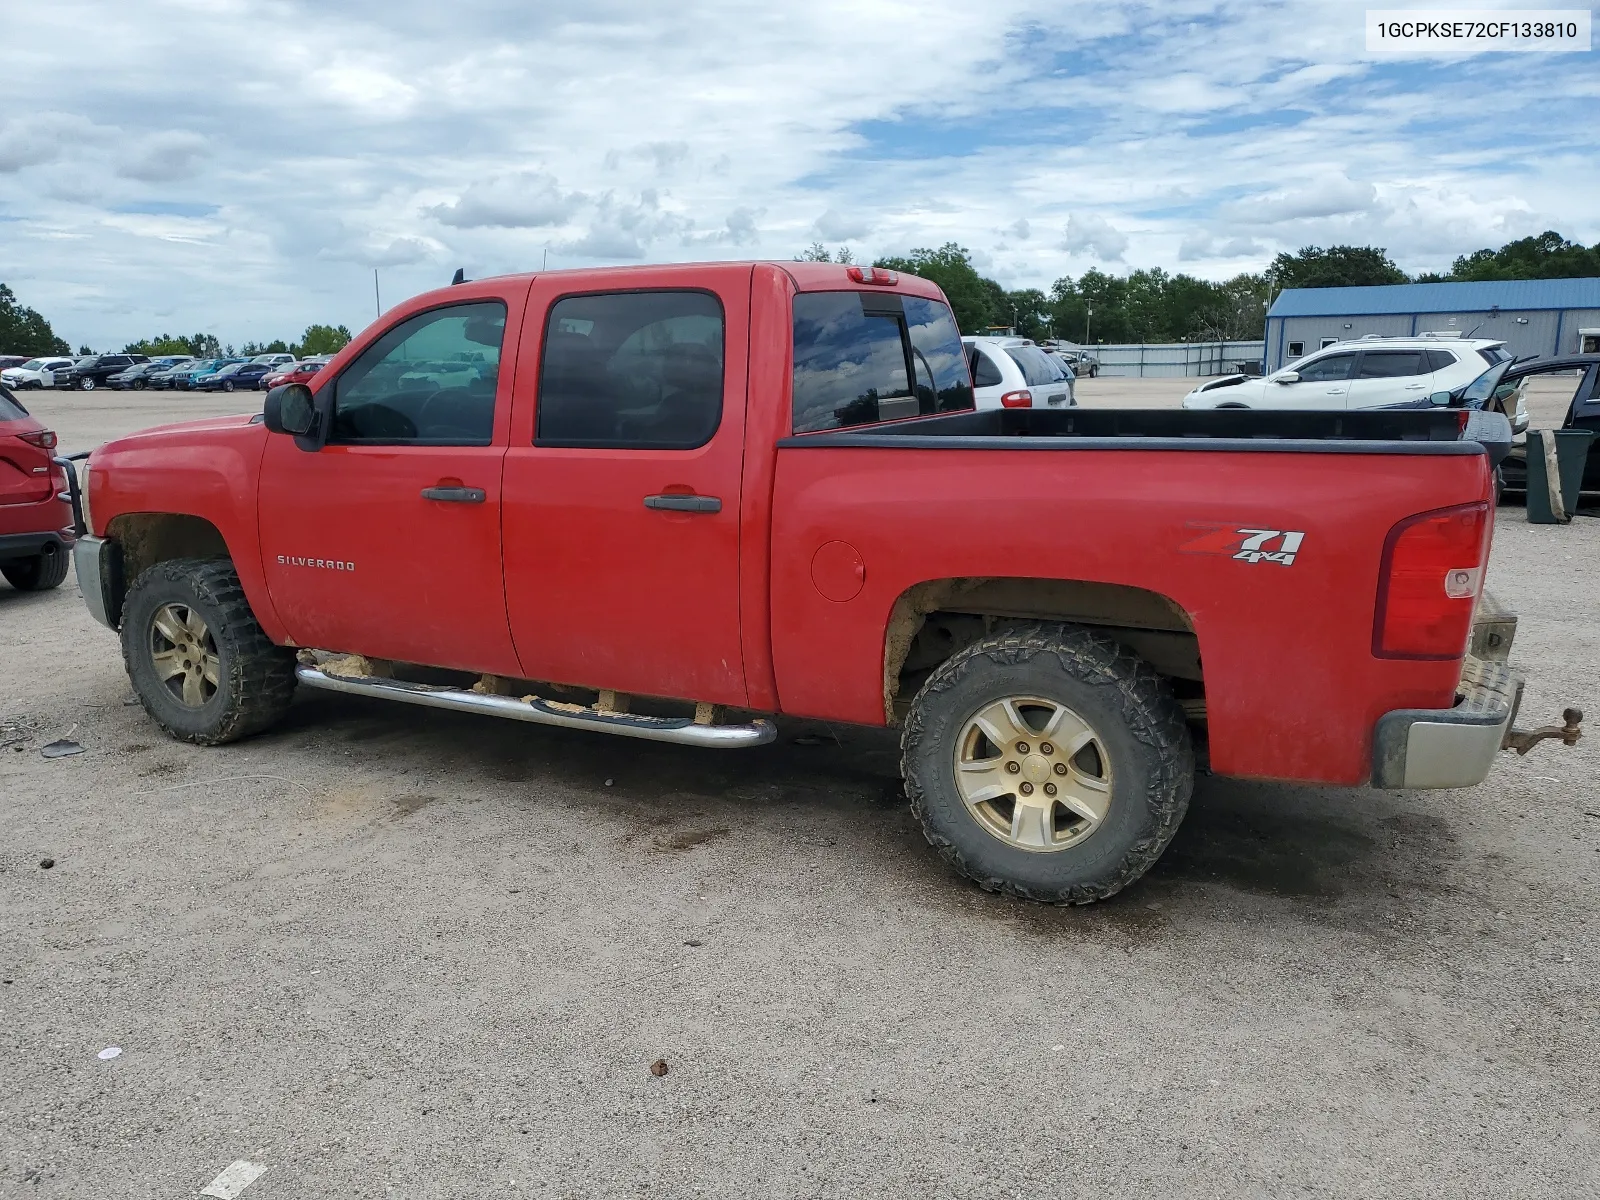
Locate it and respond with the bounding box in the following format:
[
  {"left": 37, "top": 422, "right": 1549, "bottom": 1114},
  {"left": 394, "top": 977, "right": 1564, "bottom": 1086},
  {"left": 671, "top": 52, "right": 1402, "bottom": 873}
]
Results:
[{"left": 1526, "top": 429, "right": 1596, "bottom": 524}]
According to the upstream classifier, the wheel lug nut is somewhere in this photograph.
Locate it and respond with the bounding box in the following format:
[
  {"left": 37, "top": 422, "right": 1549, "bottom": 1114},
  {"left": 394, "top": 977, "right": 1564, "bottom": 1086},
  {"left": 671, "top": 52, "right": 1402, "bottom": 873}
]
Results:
[
  {"left": 1053, "top": 762, "right": 1068, "bottom": 776},
  {"left": 1005, "top": 761, "right": 1021, "bottom": 775},
  {"left": 1044, "top": 783, "right": 1057, "bottom": 796},
  {"left": 1015, "top": 741, "right": 1029, "bottom": 754},
  {"left": 1019, "top": 782, "right": 1034, "bottom": 795},
  {"left": 1040, "top": 742, "right": 1053, "bottom": 755}
]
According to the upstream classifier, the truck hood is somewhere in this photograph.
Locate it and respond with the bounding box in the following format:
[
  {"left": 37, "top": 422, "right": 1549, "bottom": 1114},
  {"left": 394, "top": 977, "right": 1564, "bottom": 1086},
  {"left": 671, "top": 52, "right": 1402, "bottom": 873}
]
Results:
[{"left": 91, "top": 411, "right": 262, "bottom": 454}]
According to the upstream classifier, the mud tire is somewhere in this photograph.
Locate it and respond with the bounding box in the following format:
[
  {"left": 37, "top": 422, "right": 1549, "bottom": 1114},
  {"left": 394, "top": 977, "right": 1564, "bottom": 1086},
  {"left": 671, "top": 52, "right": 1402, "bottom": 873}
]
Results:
[
  {"left": 121, "top": 558, "right": 297, "bottom": 745},
  {"left": 901, "top": 623, "right": 1194, "bottom": 904},
  {"left": 1, "top": 546, "right": 70, "bottom": 591}
]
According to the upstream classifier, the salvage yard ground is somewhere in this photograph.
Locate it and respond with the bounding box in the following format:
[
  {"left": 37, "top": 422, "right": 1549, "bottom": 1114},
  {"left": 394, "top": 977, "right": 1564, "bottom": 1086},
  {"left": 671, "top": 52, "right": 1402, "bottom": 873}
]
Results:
[{"left": 1, "top": 379, "right": 1597, "bottom": 1197}]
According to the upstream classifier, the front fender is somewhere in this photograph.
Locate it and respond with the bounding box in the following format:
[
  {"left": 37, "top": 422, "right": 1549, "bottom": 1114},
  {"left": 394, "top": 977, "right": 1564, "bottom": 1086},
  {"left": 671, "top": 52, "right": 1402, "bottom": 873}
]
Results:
[{"left": 89, "top": 417, "right": 283, "bottom": 641}]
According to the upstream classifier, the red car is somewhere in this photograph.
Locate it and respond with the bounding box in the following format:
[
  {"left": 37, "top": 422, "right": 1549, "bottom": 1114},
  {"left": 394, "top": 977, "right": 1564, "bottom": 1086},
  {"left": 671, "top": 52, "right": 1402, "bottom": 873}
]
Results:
[
  {"left": 0, "top": 385, "right": 72, "bottom": 590},
  {"left": 68, "top": 261, "right": 1579, "bottom": 903},
  {"left": 261, "top": 359, "right": 328, "bottom": 390}
]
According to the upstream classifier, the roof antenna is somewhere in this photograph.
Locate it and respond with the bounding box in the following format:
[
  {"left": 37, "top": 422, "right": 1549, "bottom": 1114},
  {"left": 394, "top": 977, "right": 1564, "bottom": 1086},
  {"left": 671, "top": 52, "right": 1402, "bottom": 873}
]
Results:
[{"left": 451, "top": 267, "right": 466, "bottom": 286}]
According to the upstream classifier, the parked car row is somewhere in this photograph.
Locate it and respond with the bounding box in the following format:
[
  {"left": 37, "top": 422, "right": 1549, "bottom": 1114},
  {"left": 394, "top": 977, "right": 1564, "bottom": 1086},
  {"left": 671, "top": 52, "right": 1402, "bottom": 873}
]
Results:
[{"left": 0, "top": 352, "right": 329, "bottom": 394}]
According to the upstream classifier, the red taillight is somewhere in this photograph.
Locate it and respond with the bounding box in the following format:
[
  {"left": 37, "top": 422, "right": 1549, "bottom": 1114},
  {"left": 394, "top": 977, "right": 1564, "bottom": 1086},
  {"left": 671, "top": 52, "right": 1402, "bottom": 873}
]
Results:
[
  {"left": 846, "top": 265, "right": 899, "bottom": 286},
  {"left": 999, "top": 391, "right": 1032, "bottom": 408},
  {"left": 19, "top": 429, "right": 58, "bottom": 450},
  {"left": 1373, "top": 501, "right": 1490, "bottom": 659}
]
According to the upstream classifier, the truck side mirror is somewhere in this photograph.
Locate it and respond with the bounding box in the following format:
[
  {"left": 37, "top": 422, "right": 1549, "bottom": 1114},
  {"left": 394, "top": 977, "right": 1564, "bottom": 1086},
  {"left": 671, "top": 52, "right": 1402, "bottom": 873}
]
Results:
[
  {"left": 1428, "top": 390, "right": 1453, "bottom": 406},
  {"left": 1275, "top": 371, "right": 1300, "bottom": 385},
  {"left": 263, "top": 383, "right": 316, "bottom": 437}
]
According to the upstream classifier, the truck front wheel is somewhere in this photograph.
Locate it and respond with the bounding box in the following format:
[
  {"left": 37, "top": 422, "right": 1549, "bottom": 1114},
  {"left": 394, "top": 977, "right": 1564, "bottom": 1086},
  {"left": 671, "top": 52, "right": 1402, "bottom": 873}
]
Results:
[
  {"left": 901, "top": 624, "right": 1194, "bottom": 904},
  {"left": 121, "top": 558, "right": 297, "bottom": 745}
]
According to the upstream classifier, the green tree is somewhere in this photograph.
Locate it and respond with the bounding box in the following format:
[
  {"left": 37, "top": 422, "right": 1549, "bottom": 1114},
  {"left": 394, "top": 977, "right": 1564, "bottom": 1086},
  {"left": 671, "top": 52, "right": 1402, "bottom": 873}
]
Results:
[
  {"left": 294, "top": 324, "right": 353, "bottom": 356},
  {"left": 241, "top": 339, "right": 290, "bottom": 355},
  {"left": 1445, "top": 231, "right": 1600, "bottom": 281},
  {"left": 1267, "top": 245, "right": 1407, "bottom": 290},
  {"left": 0, "top": 283, "right": 71, "bottom": 356},
  {"left": 874, "top": 243, "right": 994, "bottom": 333},
  {"left": 795, "top": 243, "right": 855, "bottom": 264},
  {"left": 123, "top": 332, "right": 222, "bottom": 357}
]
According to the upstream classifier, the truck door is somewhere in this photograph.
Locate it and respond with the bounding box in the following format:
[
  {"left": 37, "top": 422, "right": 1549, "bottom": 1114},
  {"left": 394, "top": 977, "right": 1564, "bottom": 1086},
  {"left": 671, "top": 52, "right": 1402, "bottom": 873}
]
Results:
[
  {"left": 501, "top": 267, "right": 751, "bottom": 706},
  {"left": 256, "top": 292, "right": 524, "bottom": 675}
]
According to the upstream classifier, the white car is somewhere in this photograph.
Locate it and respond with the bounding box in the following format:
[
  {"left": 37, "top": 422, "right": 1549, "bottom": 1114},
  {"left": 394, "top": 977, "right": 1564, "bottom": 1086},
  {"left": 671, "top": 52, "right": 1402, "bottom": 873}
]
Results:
[
  {"left": 1184, "top": 335, "right": 1525, "bottom": 431},
  {"left": 963, "top": 336, "right": 1075, "bottom": 410},
  {"left": 251, "top": 353, "right": 296, "bottom": 368},
  {"left": 1, "top": 356, "right": 76, "bottom": 390}
]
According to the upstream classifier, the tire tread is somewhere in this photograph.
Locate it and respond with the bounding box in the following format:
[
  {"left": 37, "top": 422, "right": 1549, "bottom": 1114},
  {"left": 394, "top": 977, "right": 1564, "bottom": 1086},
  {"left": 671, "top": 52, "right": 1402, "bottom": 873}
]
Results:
[
  {"left": 121, "top": 558, "right": 296, "bottom": 745},
  {"left": 900, "top": 622, "right": 1193, "bottom": 905}
]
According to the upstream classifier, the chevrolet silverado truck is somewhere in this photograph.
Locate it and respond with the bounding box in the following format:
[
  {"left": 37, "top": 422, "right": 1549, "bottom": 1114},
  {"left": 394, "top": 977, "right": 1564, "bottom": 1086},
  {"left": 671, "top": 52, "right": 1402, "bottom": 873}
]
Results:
[{"left": 61, "top": 262, "right": 1581, "bottom": 903}]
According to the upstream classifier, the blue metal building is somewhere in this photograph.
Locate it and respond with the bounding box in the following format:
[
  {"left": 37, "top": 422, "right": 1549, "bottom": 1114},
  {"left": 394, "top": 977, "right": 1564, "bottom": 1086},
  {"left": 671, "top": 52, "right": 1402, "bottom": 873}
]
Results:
[{"left": 1264, "top": 277, "right": 1600, "bottom": 371}]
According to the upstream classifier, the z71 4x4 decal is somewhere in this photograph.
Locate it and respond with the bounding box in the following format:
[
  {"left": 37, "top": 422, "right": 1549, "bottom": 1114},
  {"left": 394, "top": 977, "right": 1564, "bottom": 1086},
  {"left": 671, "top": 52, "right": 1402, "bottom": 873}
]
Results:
[{"left": 1180, "top": 525, "right": 1306, "bottom": 566}]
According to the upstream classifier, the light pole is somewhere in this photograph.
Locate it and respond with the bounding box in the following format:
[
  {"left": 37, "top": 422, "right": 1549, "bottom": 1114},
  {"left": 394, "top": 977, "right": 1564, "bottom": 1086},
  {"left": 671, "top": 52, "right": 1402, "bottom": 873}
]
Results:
[{"left": 1085, "top": 301, "right": 1093, "bottom": 345}]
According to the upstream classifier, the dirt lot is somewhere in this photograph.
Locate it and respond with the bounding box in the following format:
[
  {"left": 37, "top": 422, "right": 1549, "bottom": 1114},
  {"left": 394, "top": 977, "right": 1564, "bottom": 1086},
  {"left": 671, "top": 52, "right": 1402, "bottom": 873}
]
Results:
[{"left": 2, "top": 382, "right": 1597, "bottom": 1198}]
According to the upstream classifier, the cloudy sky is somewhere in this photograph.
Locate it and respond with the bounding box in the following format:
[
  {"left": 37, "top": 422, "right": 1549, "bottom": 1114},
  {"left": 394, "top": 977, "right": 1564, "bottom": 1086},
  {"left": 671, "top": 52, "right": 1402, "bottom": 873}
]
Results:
[{"left": 1, "top": 0, "right": 1596, "bottom": 349}]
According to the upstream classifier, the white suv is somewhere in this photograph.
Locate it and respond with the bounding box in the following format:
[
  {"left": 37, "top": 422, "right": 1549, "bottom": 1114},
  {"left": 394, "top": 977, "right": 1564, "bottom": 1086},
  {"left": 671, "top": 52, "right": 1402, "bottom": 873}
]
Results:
[
  {"left": 1184, "top": 336, "right": 1524, "bottom": 431},
  {"left": 963, "top": 336, "right": 1076, "bottom": 410},
  {"left": 1, "top": 356, "right": 76, "bottom": 390}
]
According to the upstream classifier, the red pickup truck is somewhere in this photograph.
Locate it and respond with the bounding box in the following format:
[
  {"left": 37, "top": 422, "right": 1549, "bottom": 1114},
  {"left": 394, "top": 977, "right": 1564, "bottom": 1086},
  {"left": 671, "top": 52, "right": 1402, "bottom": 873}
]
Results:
[{"left": 64, "top": 261, "right": 1579, "bottom": 903}]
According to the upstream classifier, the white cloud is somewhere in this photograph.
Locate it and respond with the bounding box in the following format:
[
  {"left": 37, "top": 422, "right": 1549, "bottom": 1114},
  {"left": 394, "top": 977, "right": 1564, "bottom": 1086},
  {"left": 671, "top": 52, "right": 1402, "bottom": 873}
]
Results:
[
  {"left": 116, "top": 131, "right": 209, "bottom": 182},
  {"left": 1061, "top": 213, "right": 1129, "bottom": 261},
  {"left": 813, "top": 208, "right": 871, "bottom": 242},
  {"left": 429, "top": 173, "right": 586, "bottom": 229},
  {"left": 1218, "top": 176, "right": 1377, "bottom": 225},
  {"left": 1178, "top": 232, "right": 1264, "bottom": 261}
]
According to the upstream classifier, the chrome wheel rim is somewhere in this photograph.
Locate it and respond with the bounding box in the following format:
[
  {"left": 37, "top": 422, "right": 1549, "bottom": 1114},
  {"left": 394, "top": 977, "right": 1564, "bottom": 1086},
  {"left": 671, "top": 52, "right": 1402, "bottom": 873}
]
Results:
[
  {"left": 149, "top": 603, "right": 221, "bottom": 708},
  {"left": 953, "top": 695, "right": 1113, "bottom": 852}
]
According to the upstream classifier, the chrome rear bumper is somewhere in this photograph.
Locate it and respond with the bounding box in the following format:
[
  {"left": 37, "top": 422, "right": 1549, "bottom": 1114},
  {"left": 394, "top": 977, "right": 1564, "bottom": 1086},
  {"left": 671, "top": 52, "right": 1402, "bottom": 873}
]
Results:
[{"left": 1372, "top": 657, "right": 1518, "bottom": 789}]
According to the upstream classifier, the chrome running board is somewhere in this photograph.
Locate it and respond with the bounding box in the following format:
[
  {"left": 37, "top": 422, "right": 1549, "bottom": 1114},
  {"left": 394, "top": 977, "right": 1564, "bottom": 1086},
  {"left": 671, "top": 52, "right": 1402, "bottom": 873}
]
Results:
[{"left": 295, "top": 666, "right": 777, "bottom": 749}]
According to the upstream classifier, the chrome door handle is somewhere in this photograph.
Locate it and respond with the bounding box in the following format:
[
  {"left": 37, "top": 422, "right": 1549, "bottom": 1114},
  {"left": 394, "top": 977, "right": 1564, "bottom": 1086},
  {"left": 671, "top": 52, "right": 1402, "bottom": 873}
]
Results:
[
  {"left": 644, "top": 493, "right": 721, "bottom": 514},
  {"left": 421, "top": 486, "right": 485, "bottom": 503}
]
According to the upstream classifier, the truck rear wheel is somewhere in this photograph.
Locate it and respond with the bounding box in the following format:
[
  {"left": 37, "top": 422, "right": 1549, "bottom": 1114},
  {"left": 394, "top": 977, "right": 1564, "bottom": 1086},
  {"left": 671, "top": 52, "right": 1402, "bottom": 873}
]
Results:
[
  {"left": 121, "top": 558, "right": 297, "bottom": 745},
  {"left": 901, "top": 624, "right": 1193, "bottom": 904},
  {"left": 1, "top": 546, "right": 70, "bottom": 591}
]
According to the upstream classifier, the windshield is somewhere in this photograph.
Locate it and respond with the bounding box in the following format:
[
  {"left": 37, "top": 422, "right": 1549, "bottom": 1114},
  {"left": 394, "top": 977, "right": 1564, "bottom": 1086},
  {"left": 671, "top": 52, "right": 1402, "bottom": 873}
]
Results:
[
  {"left": 1458, "top": 360, "right": 1512, "bottom": 407},
  {"left": 19, "top": 359, "right": 44, "bottom": 370}
]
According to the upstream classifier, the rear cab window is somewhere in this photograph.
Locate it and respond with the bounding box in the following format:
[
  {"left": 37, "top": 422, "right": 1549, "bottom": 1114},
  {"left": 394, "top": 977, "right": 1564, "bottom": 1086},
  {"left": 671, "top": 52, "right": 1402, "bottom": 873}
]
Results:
[{"left": 792, "top": 291, "right": 973, "bottom": 434}]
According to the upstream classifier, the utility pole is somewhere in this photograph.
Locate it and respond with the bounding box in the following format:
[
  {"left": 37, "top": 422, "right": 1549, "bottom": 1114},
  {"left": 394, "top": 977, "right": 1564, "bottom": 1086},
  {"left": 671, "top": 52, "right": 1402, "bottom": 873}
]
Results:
[
  {"left": 1085, "top": 301, "right": 1093, "bottom": 345},
  {"left": 542, "top": 247, "right": 549, "bottom": 272},
  {"left": 374, "top": 269, "right": 381, "bottom": 318}
]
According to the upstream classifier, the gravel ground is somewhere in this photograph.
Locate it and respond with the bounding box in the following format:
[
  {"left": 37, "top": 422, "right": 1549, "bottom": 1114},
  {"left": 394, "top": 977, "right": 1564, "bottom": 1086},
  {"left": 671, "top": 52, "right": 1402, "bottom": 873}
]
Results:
[{"left": 1, "top": 382, "right": 1596, "bottom": 1198}]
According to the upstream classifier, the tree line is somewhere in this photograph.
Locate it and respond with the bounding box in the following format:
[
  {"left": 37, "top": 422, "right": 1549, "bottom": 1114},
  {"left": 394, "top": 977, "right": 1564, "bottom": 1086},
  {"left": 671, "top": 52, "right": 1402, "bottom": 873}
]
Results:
[
  {"left": 5, "top": 229, "right": 1597, "bottom": 358},
  {"left": 800, "top": 229, "right": 1600, "bottom": 344}
]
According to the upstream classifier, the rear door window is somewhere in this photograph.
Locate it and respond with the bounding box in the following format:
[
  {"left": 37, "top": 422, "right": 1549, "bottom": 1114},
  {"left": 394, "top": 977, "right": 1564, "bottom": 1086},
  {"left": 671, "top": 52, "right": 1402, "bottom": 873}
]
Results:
[
  {"left": 1356, "top": 350, "right": 1425, "bottom": 378},
  {"left": 792, "top": 292, "right": 971, "bottom": 434},
  {"left": 536, "top": 290, "right": 724, "bottom": 449}
]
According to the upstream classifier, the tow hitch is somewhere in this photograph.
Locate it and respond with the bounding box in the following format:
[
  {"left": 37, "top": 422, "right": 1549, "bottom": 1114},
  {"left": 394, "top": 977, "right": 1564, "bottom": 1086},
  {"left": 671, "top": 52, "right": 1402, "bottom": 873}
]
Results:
[{"left": 1504, "top": 706, "right": 1584, "bottom": 755}]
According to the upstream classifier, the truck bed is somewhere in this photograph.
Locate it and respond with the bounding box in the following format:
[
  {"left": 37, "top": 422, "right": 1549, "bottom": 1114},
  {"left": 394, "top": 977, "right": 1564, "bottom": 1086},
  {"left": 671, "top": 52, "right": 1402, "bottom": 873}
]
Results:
[{"left": 779, "top": 407, "right": 1511, "bottom": 463}]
